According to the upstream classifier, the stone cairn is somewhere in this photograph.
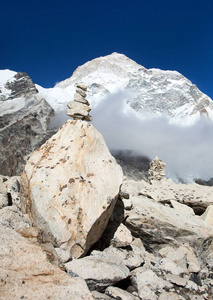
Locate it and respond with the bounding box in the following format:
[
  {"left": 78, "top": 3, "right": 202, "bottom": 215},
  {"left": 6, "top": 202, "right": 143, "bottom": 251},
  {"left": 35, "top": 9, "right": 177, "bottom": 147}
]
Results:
[
  {"left": 67, "top": 83, "right": 92, "bottom": 121},
  {"left": 148, "top": 156, "right": 166, "bottom": 182}
]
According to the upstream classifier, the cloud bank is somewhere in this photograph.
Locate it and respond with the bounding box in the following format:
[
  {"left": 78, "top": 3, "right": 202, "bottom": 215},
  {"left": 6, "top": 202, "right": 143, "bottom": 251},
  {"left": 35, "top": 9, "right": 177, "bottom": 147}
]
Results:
[{"left": 91, "top": 91, "right": 213, "bottom": 182}]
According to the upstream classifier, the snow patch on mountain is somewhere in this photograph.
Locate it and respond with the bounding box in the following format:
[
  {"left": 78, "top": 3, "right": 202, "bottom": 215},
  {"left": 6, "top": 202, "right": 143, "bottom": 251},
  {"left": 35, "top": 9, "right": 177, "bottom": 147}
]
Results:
[{"left": 0, "top": 70, "right": 17, "bottom": 99}]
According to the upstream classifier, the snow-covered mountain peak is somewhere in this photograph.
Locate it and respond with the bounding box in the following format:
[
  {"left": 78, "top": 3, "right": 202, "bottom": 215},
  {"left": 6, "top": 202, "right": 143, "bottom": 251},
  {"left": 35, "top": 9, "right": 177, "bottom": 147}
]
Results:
[
  {"left": 55, "top": 52, "right": 142, "bottom": 91},
  {"left": 0, "top": 69, "right": 17, "bottom": 84},
  {"left": 37, "top": 53, "right": 213, "bottom": 125}
]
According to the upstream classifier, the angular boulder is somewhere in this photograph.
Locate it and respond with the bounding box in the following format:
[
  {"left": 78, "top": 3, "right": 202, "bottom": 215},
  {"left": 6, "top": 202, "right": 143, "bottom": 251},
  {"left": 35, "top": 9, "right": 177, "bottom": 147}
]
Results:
[
  {"left": 65, "top": 256, "right": 130, "bottom": 291},
  {"left": 125, "top": 196, "right": 213, "bottom": 252},
  {"left": 20, "top": 120, "right": 123, "bottom": 261}
]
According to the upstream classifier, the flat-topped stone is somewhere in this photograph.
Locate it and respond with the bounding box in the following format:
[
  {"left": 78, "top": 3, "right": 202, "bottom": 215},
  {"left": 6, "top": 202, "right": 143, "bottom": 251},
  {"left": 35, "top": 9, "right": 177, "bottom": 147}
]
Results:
[
  {"left": 73, "top": 92, "right": 90, "bottom": 104},
  {"left": 67, "top": 101, "right": 91, "bottom": 118},
  {"left": 76, "top": 83, "right": 87, "bottom": 91}
]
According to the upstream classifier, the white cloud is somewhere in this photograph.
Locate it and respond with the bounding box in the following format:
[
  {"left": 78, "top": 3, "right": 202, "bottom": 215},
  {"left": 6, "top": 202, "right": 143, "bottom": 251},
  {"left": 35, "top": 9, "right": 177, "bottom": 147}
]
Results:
[{"left": 91, "top": 91, "right": 213, "bottom": 182}]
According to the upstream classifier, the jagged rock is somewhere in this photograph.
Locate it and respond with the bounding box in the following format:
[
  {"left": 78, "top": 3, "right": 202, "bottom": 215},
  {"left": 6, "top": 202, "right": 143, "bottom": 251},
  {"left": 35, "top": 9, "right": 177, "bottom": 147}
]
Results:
[
  {"left": 124, "top": 196, "right": 213, "bottom": 252},
  {"left": 110, "top": 223, "right": 133, "bottom": 247},
  {"left": 154, "top": 258, "right": 187, "bottom": 275},
  {"left": 0, "top": 225, "right": 93, "bottom": 300},
  {"left": 148, "top": 156, "right": 166, "bottom": 182},
  {"left": 0, "top": 71, "right": 55, "bottom": 176},
  {"left": 201, "top": 205, "right": 213, "bottom": 225},
  {"left": 65, "top": 256, "right": 130, "bottom": 291},
  {"left": 159, "top": 245, "right": 201, "bottom": 273},
  {"left": 199, "top": 237, "right": 213, "bottom": 269},
  {"left": 105, "top": 286, "right": 137, "bottom": 300},
  {"left": 20, "top": 120, "right": 123, "bottom": 261},
  {"left": 91, "top": 246, "right": 144, "bottom": 270},
  {"left": 131, "top": 269, "right": 172, "bottom": 295}
]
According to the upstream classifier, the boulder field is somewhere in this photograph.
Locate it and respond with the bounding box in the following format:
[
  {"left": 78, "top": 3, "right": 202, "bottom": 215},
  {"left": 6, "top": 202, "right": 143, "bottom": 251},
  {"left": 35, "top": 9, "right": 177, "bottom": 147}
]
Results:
[{"left": 1, "top": 119, "right": 213, "bottom": 299}]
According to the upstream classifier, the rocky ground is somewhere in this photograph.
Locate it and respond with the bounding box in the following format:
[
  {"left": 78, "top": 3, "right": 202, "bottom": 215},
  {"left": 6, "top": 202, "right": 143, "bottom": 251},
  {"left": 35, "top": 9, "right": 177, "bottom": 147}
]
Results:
[{"left": 1, "top": 119, "right": 213, "bottom": 300}]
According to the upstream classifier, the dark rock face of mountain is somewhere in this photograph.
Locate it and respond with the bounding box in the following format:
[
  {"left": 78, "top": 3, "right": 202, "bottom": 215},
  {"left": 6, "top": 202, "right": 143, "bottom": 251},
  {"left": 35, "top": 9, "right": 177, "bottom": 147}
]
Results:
[
  {"left": 0, "top": 71, "right": 55, "bottom": 176},
  {"left": 112, "top": 150, "right": 151, "bottom": 181},
  {"left": 4, "top": 72, "right": 38, "bottom": 99}
]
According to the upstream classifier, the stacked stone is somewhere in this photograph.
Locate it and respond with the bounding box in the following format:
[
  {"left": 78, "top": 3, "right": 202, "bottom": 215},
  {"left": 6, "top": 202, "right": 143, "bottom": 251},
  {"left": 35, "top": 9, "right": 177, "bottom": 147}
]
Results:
[
  {"left": 148, "top": 156, "right": 166, "bottom": 182},
  {"left": 67, "top": 83, "right": 92, "bottom": 121}
]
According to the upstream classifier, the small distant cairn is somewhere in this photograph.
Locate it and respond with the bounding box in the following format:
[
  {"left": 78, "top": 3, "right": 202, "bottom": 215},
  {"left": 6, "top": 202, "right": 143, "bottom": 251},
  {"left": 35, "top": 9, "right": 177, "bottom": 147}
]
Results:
[
  {"left": 67, "top": 83, "right": 92, "bottom": 121},
  {"left": 148, "top": 156, "right": 166, "bottom": 182}
]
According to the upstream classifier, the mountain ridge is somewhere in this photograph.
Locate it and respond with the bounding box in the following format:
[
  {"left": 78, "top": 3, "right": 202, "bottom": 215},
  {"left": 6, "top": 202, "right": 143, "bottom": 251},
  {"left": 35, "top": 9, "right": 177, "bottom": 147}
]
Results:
[{"left": 35, "top": 52, "right": 213, "bottom": 125}]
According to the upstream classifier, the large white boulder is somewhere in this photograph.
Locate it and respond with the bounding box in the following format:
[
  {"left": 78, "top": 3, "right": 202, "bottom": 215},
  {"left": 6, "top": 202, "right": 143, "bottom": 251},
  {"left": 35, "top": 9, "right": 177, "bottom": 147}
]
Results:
[{"left": 20, "top": 120, "right": 123, "bottom": 261}]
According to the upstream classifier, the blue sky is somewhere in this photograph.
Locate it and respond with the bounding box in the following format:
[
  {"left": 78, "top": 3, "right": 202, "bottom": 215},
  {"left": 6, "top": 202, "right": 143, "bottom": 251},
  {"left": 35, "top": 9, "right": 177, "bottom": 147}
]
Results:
[{"left": 1, "top": 0, "right": 213, "bottom": 98}]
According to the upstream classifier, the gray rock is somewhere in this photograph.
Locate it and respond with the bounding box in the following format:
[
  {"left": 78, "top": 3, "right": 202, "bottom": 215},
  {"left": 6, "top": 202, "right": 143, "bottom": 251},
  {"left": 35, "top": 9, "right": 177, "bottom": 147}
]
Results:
[
  {"left": 105, "top": 286, "right": 137, "bottom": 300},
  {"left": 131, "top": 268, "right": 172, "bottom": 294},
  {"left": 137, "top": 285, "right": 157, "bottom": 300},
  {"left": 121, "top": 178, "right": 144, "bottom": 198},
  {"left": 0, "top": 72, "right": 55, "bottom": 176},
  {"left": 67, "top": 108, "right": 90, "bottom": 118},
  {"left": 0, "top": 206, "right": 30, "bottom": 230},
  {"left": 65, "top": 256, "right": 130, "bottom": 291},
  {"left": 154, "top": 258, "right": 187, "bottom": 275},
  {"left": 67, "top": 100, "right": 91, "bottom": 114},
  {"left": 158, "top": 291, "right": 185, "bottom": 300},
  {"left": 159, "top": 245, "right": 201, "bottom": 273},
  {"left": 73, "top": 92, "right": 89, "bottom": 104},
  {"left": 91, "top": 246, "right": 144, "bottom": 271},
  {"left": 110, "top": 223, "right": 133, "bottom": 247},
  {"left": 166, "top": 274, "right": 188, "bottom": 286},
  {"left": 92, "top": 291, "right": 111, "bottom": 300}
]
